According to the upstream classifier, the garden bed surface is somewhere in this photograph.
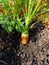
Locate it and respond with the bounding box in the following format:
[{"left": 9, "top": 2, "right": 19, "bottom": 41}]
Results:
[{"left": 0, "top": 23, "right": 49, "bottom": 65}]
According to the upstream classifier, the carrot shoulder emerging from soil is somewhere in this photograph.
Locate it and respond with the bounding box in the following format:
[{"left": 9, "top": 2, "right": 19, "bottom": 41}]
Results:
[{"left": 21, "top": 34, "right": 29, "bottom": 45}]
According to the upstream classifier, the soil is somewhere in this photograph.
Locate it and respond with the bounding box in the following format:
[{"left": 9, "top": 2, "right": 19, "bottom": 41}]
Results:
[{"left": 0, "top": 23, "right": 49, "bottom": 65}]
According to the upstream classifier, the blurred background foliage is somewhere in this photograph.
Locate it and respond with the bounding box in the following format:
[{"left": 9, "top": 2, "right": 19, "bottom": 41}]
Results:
[{"left": 0, "top": 0, "right": 49, "bottom": 20}]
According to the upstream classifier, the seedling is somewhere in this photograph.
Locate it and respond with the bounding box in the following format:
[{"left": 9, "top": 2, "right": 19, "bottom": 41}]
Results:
[{"left": 0, "top": 0, "right": 49, "bottom": 44}]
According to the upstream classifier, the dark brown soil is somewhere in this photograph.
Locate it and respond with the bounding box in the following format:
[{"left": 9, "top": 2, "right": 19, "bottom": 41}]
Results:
[{"left": 0, "top": 23, "right": 49, "bottom": 65}]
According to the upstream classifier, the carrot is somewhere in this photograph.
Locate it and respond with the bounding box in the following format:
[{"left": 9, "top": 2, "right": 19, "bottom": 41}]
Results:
[{"left": 21, "top": 34, "right": 29, "bottom": 45}]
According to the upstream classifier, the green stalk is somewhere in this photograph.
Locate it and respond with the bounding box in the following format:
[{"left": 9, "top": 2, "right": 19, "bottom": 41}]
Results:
[
  {"left": 25, "top": 0, "right": 35, "bottom": 30},
  {"left": 30, "top": 0, "right": 42, "bottom": 22},
  {"left": 28, "top": 0, "right": 35, "bottom": 16},
  {"left": 25, "top": 0, "right": 42, "bottom": 31}
]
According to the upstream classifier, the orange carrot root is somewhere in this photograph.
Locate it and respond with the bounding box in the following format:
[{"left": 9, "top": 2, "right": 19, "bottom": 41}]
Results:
[{"left": 21, "top": 34, "right": 29, "bottom": 45}]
